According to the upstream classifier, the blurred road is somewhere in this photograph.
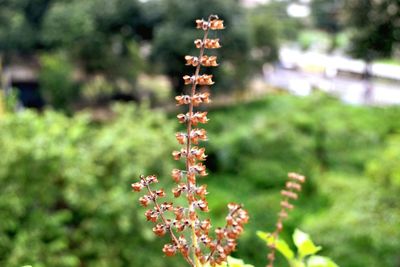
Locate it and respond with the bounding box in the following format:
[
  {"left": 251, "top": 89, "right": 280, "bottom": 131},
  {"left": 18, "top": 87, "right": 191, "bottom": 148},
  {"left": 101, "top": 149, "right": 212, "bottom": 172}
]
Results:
[
  {"left": 264, "top": 48, "right": 400, "bottom": 106},
  {"left": 265, "top": 68, "right": 400, "bottom": 105}
]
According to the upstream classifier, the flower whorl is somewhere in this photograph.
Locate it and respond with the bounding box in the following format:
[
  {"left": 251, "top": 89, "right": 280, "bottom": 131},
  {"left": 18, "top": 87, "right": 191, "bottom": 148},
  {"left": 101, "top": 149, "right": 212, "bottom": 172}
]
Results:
[{"left": 132, "top": 15, "right": 248, "bottom": 267}]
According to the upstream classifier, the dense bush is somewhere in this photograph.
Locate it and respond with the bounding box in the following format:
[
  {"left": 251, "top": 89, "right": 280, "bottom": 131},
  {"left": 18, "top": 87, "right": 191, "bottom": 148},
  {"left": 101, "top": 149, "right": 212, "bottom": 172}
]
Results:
[
  {"left": 0, "top": 104, "right": 184, "bottom": 267},
  {"left": 204, "top": 93, "right": 400, "bottom": 267}
]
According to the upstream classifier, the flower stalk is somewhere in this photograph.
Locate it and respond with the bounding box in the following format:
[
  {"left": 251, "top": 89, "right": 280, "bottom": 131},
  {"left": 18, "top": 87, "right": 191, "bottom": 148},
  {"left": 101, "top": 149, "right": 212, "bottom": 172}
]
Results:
[
  {"left": 267, "top": 173, "right": 306, "bottom": 267},
  {"left": 132, "top": 15, "right": 248, "bottom": 267}
]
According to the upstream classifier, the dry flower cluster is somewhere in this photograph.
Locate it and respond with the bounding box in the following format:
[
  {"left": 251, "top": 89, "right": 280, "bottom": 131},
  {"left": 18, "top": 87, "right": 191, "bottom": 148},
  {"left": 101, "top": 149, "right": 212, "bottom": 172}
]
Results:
[
  {"left": 267, "top": 172, "right": 306, "bottom": 267},
  {"left": 132, "top": 15, "right": 248, "bottom": 267}
]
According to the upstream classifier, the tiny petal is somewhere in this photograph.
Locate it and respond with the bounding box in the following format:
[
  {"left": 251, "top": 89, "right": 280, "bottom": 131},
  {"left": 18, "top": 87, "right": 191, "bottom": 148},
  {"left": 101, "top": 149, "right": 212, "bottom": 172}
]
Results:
[
  {"left": 177, "top": 113, "right": 187, "bottom": 123},
  {"left": 171, "top": 169, "right": 183, "bottom": 182},
  {"left": 145, "top": 175, "right": 158, "bottom": 184},
  {"left": 172, "top": 150, "right": 182, "bottom": 160},
  {"left": 201, "top": 55, "right": 218, "bottom": 67},
  {"left": 288, "top": 172, "right": 306, "bottom": 183},
  {"left": 152, "top": 224, "right": 166, "bottom": 236},
  {"left": 175, "top": 95, "right": 191, "bottom": 105},
  {"left": 194, "top": 39, "right": 203, "bottom": 48},
  {"left": 286, "top": 181, "right": 302, "bottom": 191},
  {"left": 185, "top": 55, "right": 199, "bottom": 66},
  {"left": 209, "top": 19, "right": 224, "bottom": 30},
  {"left": 281, "top": 190, "right": 298, "bottom": 199},
  {"left": 204, "top": 38, "right": 221, "bottom": 49},
  {"left": 281, "top": 201, "right": 294, "bottom": 210},
  {"left": 175, "top": 132, "right": 187, "bottom": 145},
  {"left": 162, "top": 244, "right": 177, "bottom": 257},
  {"left": 131, "top": 182, "right": 143, "bottom": 192},
  {"left": 154, "top": 189, "right": 166, "bottom": 198},
  {"left": 139, "top": 195, "right": 151, "bottom": 207}
]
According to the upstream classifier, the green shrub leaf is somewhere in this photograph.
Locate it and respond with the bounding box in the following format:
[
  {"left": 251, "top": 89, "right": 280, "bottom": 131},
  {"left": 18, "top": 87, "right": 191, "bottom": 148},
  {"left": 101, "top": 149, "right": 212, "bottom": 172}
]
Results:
[
  {"left": 307, "top": 255, "right": 339, "bottom": 267},
  {"left": 204, "top": 256, "right": 254, "bottom": 267},
  {"left": 293, "top": 229, "right": 322, "bottom": 259},
  {"left": 257, "top": 231, "right": 295, "bottom": 260}
]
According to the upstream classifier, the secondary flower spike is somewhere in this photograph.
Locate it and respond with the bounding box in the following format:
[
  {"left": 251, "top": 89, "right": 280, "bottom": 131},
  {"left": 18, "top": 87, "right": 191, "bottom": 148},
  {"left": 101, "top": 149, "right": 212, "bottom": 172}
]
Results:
[
  {"left": 131, "top": 15, "right": 248, "bottom": 267},
  {"left": 267, "top": 172, "right": 306, "bottom": 267}
]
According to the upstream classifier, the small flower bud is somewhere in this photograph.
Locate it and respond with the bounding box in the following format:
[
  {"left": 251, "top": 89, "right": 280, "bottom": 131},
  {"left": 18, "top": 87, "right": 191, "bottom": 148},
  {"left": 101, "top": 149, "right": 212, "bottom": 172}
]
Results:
[
  {"left": 160, "top": 202, "right": 173, "bottom": 212},
  {"left": 197, "top": 74, "right": 214, "bottom": 85},
  {"left": 281, "top": 190, "right": 298, "bottom": 199},
  {"left": 209, "top": 19, "right": 224, "bottom": 30},
  {"left": 215, "top": 227, "right": 225, "bottom": 240},
  {"left": 190, "top": 128, "right": 207, "bottom": 144},
  {"left": 174, "top": 206, "right": 185, "bottom": 220},
  {"left": 175, "top": 132, "right": 187, "bottom": 144},
  {"left": 183, "top": 75, "right": 196, "bottom": 85},
  {"left": 194, "top": 200, "right": 209, "bottom": 212},
  {"left": 281, "top": 201, "right": 294, "bottom": 210},
  {"left": 162, "top": 243, "right": 177, "bottom": 257},
  {"left": 189, "top": 163, "right": 207, "bottom": 177},
  {"left": 192, "top": 92, "right": 211, "bottom": 106},
  {"left": 152, "top": 224, "right": 166, "bottom": 236},
  {"left": 268, "top": 252, "right": 275, "bottom": 261},
  {"left": 171, "top": 169, "right": 183, "bottom": 182},
  {"left": 196, "top": 19, "right": 208, "bottom": 30},
  {"left": 145, "top": 175, "right": 158, "bottom": 184},
  {"left": 195, "top": 184, "right": 208, "bottom": 198},
  {"left": 131, "top": 182, "right": 143, "bottom": 192},
  {"left": 279, "top": 210, "right": 288, "bottom": 219},
  {"left": 154, "top": 189, "right": 166, "bottom": 198},
  {"left": 194, "top": 39, "right": 203, "bottom": 48},
  {"left": 199, "top": 234, "right": 211, "bottom": 245},
  {"left": 139, "top": 195, "right": 151, "bottom": 207},
  {"left": 175, "top": 95, "right": 191, "bottom": 105},
  {"left": 286, "top": 181, "right": 302, "bottom": 191},
  {"left": 276, "top": 221, "right": 283, "bottom": 231},
  {"left": 288, "top": 172, "right": 306, "bottom": 183},
  {"left": 203, "top": 38, "right": 221, "bottom": 49},
  {"left": 177, "top": 113, "right": 187, "bottom": 124},
  {"left": 199, "top": 219, "right": 211, "bottom": 233},
  {"left": 192, "top": 111, "right": 209, "bottom": 124},
  {"left": 145, "top": 209, "right": 159, "bottom": 222},
  {"left": 200, "top": 55, "right": 218, "bottom": 67},
  {"left": 185, "top": 55, "right": 199, "bottom": 67},
  {"left": 172, "top": 187, "right": 182, "bottom": 198}
]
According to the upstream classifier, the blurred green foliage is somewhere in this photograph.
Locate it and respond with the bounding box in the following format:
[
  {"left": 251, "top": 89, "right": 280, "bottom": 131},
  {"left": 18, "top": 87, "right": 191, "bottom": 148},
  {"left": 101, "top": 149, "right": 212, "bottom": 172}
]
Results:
[
  {"left": 343, "top": 0, "right": 400, "bottom": 60},
  {"left": 39, "top": 52, "right": 76, "bottom": 111},
  {"left": 310, "top": 0, "right": 342, "bottom": 34},
  {"left": 0, "top": 0, "right": 284, "bottom": 109},
  {"left": 151, "top": 0, "right": 253, "bottom": 93},
  {"left": 0, "top": 104, "right": 185, "bottom": 267},
  {"left": 204, "top": 93, "right": 400, "bottom": 267},
  {"left": 0, "top": 94, "right": 400, "bottom": 267}
]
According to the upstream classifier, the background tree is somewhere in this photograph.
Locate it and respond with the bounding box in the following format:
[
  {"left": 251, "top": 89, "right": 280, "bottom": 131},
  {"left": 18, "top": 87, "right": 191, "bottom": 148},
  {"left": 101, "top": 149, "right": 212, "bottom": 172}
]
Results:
[
  {"left": 343, "top": 0, "right": 400, "bottom": 60},
  {"left": 151, "top": 0, "right": 252, "bottom": 94},
  {"left": 310, "top": 0, "right": 342, "bottom": 52}
]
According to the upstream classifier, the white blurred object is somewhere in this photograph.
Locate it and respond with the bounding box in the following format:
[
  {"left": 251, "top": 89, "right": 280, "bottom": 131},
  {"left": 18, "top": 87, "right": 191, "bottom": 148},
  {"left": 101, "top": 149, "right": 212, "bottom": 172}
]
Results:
[
  {"left": 287, "top": 4, "right": 310, "bottom": 18},
  {"left": 288, "top": 80, "right": 312, "bottom": 96}
]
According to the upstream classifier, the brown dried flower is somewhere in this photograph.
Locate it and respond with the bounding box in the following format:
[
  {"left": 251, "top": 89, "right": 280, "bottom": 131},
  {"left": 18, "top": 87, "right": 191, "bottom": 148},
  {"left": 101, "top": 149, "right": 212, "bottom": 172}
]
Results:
[
  {"left": 267, "top": 172, "right": 306, "bottom": 267},
  {"left": 131, "top": 15, "right": 248, "bottom": 267}
]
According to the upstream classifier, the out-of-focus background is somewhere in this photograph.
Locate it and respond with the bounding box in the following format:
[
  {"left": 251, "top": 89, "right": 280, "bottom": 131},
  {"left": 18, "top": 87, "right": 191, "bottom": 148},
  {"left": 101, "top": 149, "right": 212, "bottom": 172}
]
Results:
[{"left": 0, "top": 0, "right": 399, "bottom": 266}]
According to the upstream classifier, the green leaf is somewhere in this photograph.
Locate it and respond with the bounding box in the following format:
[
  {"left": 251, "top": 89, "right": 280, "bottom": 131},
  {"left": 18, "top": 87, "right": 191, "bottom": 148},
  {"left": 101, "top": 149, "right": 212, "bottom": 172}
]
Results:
[
  {"left": 293, "top": 261, "right": 307, "bottom": 267},
  {"left": 307, "top": 255, "right": 339, "bottom": 267},
  {"left": 205, "top": 256, "right": 254, "bottom": 267},
  {"left": 257, "top": 231, "right": 295, "bottom": 260},
  {"left": 293, "top": 229, "right": 322, "bottom": 259}
]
